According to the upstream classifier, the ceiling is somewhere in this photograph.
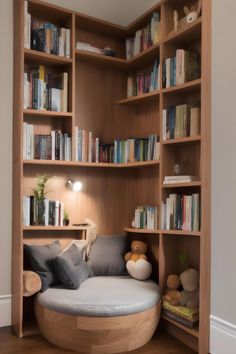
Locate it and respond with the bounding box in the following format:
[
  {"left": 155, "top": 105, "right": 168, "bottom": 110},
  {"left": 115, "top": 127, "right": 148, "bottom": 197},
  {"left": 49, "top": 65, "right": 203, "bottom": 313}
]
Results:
[{"left": 44, "top": 0, "right": 160, "bottom": 26}]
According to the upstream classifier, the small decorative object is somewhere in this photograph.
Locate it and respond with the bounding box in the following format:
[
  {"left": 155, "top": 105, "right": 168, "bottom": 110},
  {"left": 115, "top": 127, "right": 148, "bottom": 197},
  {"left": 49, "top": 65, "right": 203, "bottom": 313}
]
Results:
[
  {"left": 63, "top": 210, "right": 70, "bottom": 226},
  {"left": 184, "top": 0, "right": 202, "bottom": 24},
  {"left": 23, "top": 271, "right": 42, "bottom": 297},
  {"left": 174, "top": 163, "right": 184, "bottom": 176},
  {"left": 125, "top": 240, "right": 152, "bottom": 281},
  {"left": 162, "top": 274, "right": 181, "bottom": 306},
  {"left": 179, "top": 268, "right": 199, "bottom": 308},
  {"left": 32, "top": 174, "right": 50, "bottom": 225},
  {"left": 102, "top": 46, "right": 116, "bottom": 57}
]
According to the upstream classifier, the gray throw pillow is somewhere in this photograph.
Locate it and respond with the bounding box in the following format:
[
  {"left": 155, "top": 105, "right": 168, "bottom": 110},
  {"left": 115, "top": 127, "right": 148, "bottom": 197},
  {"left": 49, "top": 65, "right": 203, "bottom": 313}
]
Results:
[
  {"left": 54, "top": 244, "right": 93, "bottom": 289},
  {"left": 88, "top": 235, "right": 127, "bottom": 276},
  {"left": 24, "top": 240, "right": 62, "bottom": 292}
]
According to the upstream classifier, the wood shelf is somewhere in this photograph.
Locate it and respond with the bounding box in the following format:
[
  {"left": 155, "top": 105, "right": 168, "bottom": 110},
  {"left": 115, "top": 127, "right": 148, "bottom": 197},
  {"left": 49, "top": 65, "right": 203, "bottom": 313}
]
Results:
[
  {"left": 23, "top": 109, "right": 73, "bottom": 118},
  {"left": 75, "top": 49, "right": 127, "bottom": 70},
  {"left": 127, "top": 42, "right": 160, "bottom": 71},
  {"left": 163, "top": 136, "right": 201, "bottom": 145},
  {"left": 23, "top": 226, "right": 88, "bottom": 231},
  {"left": 23, "top": 160, "right": 160, "bottom": 168},
  {"left": 124, "top": 228, "right": 160, "bottom": 234},
  {"left": 164, "top": 18, "right": 202, "bottom": 46},
  {"left": 162, "top": 181, "right": 201, "bottom": 188},
  {"left": 162, "top": 79, "right": 201, "bottom": 95},
  {"left": 24, "top": 48, "right": 73, "bottom": 66},
  {"left": 116, "top": 90, "right": 160, "bottom": 105},
  {"left": 161, "top": 230, "right": 201, "bottom": 237},
  {"left": 162, "top": 315, "right": 199, "bottom": 339}
]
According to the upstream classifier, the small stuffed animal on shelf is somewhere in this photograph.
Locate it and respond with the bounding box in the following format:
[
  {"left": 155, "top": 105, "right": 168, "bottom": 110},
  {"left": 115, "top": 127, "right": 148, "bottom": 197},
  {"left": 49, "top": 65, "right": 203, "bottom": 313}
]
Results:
[
  {"left": 179, "top": 268, "right": 199, "bottom": 308},
  {"left": 162, "top": 274, "right": 181, "bottom": 306},
  {"left": 184, "top": 0, "right": 202, "bottom": 24},
  {"left": 125, "top": 240, "right": 152, "bottom": 281}
]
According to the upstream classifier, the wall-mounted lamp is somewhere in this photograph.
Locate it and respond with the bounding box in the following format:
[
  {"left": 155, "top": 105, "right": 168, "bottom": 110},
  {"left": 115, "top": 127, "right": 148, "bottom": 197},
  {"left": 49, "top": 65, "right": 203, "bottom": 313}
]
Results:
[{"left": 66, "top": 179, "right": 83, "bottom": 192}]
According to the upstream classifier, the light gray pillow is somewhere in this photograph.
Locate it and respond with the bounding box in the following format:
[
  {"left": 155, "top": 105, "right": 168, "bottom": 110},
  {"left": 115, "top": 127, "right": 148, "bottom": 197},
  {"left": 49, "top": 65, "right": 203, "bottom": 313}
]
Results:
[
  {"left": 24, "top": 240, "right": 62, "bottom": 292},
  {"left": 87, "top": 235, "right": 127, "bottom": 276},
  {"left": 54, "top": 244, "right": 93, "bottom": 289}
]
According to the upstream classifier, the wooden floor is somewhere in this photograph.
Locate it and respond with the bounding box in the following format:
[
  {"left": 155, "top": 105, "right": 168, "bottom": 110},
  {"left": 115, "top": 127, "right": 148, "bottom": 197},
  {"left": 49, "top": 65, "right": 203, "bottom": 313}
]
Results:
[{"left": 0, "top": 327, "right": 196, "bottom": 354}]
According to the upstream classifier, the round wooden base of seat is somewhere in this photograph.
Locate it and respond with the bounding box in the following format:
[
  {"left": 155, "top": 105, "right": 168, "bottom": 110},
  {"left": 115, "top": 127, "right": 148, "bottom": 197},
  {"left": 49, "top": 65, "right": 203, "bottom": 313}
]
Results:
[{"left": 35, "top": 301, "right": 161, "bottom": 354}]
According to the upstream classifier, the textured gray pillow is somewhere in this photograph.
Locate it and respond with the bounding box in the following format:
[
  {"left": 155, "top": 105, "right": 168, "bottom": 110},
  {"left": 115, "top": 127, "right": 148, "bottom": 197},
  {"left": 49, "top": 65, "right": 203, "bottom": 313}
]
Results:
[
  {"left": 54, "top": 244, "right": 93, "bottom": 289},
  {"left": 87, "top": 235, "right": 127, "bottom": 276},
  {"left": 24, "top": 240, "right": 62, "bottom": 292}
]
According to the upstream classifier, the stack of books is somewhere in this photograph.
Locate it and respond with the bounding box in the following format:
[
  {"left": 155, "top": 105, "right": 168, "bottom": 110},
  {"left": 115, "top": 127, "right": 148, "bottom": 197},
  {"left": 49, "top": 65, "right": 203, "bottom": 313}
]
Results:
[
  {"left": 162, "top": 300, "right": 199, "bottom": 329},
  {"left": 24, "top": 1, "right": 71, "bottom": 57},
  {"left": 76, "top": 41, "right": 102, "bottom": 55},
  {"left": 23, "top": 196, "right": 64, "bottom": 227},
  {"left": 127, "top": 59, "right": 160, "bottom": 97},
  {"left": 163, "top": 49, "right": 200, "bottom": 88},
  {"left": 161, "top": 193, "right": 200, "bottom": 231},
  {"left": 163, "top": 175, "right": 199, "bottom": 185},
  {"left": 132, "top": 206, "right": 158, "bottom": 229},
  {"left": 23, "top": 123, "right": 72, "bottom": 161},
  {"left": 24, "top": 66, "right": 68, "bottom": 112},
  {"left": 163, "top": 106, "right": 200, "bottom": 140},
  {"left": 126, "top": 12, "right": 161, "bottom": 59},
  {"left": 75, "top": 128, "right": 99, "bottom": 163},
  {"left": 114, "top": 135, "right": 160, "bottom": 163}
]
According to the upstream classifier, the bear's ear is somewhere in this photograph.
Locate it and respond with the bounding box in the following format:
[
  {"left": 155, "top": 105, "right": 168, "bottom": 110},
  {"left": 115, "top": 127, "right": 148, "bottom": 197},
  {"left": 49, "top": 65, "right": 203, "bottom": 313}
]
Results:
[{"left": 184, "top": 6, "right": 190, "bottom": 15}]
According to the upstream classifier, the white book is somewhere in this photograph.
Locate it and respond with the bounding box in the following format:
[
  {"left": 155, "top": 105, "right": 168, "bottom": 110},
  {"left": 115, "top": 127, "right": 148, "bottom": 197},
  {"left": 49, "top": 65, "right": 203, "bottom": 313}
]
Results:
[
  {"left": 51, "top": 88, "right": 61, "bottom": 112},
  {"left": 59, "top": 28, "right": 66, "bottom": 56},
  {"left": 75, "top": 127, "right": 78, "bottom": 161},
  {"left": 161, "top": 201, "right": 166, "bottom": 230},
  {"left": 55, "top": 201, "right": 60, "bottom": 227},
  {"left": 192, "top": 194, "right": 200, "bottom": 231},
  {"left": 44, "top": 199, "right": 49, "bottom": 226},
  {"left": 66, "top": 29, "right": 71, "bottom": 58},
  {"left": 154, "top": 141, "right": 160, "bottom": 161},
  {"left": 23, "top": 196, "right": 30, "bottom": 226},
  {"left": 95, "top": 138, "right": 99, "bottom": 163},
  {"left": 61, "top": 72, "right": 68, "bottom": 112}
]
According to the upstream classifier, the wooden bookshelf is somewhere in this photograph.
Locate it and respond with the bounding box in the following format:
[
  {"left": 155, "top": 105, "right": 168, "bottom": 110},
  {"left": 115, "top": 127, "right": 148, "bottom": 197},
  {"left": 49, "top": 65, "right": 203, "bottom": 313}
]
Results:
[
  {"left": 162, "top": 315, "right": 199, "bottom": 339},
  {"left": 13, "top": 1, "right": 211, "bottom": 353}
]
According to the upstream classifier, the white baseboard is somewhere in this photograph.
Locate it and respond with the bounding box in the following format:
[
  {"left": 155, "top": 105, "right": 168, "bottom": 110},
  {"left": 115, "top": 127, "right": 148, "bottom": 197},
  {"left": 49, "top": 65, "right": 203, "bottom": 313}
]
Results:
[
  {"left": 210, "top": 315, "right": 236, "bottom": 354},
  {"left": 0, "top": 295, "right": 11, "bottom": 327}
]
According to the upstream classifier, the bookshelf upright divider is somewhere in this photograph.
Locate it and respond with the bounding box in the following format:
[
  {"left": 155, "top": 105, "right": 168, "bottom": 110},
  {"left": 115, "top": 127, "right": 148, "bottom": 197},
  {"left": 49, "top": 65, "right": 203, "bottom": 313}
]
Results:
[{"left": 13, "top": 1, "right": 211, "bottom": 353}]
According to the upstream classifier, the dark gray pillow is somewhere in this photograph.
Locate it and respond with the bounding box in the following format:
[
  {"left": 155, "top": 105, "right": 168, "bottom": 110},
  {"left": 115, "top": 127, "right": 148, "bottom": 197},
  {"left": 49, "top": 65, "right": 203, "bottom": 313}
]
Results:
[
  {"left": 88, "top": 235, "right": 127, "bottom": 276},
  {"left": 54, "top": 244, "right": 93, "bottom": 289},
  {"left": 24, "top": 241, "right": 62, "bottom": 292}
]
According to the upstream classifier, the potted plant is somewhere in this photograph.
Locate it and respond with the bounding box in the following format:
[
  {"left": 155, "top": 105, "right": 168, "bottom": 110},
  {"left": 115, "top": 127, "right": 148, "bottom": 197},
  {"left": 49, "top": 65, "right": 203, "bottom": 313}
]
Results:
[
  {"left": 32, "top": 174, "right": 50, "bottom": 226},
  {"left": 63, "top": 210, "right": 70, "bottom": 226}
]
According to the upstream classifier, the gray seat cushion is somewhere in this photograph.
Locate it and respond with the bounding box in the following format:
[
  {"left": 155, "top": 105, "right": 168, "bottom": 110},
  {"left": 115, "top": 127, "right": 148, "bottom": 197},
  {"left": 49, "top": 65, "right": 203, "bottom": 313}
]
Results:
[{"left": 37, "top": 276, "right": 161, "bottom": 317}]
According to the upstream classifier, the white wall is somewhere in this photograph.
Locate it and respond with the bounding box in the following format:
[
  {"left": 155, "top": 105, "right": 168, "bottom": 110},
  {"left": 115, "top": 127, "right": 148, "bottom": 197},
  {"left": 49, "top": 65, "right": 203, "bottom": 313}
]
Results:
[
  {"left": 210, "top": 0, "right": 236, "bottom": 352},
  {"left": 0, "top": 0, "right": 13, "bottom": 325}
]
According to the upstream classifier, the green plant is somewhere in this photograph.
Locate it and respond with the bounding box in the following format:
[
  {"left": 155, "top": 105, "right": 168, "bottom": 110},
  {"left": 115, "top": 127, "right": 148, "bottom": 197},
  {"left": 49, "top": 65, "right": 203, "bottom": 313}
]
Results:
[
  {"left": 64, "top": 210, "right": 69, "bottom": 221},
  {"left": 32, "top": 174, "right": 50, "bottom": 201}
]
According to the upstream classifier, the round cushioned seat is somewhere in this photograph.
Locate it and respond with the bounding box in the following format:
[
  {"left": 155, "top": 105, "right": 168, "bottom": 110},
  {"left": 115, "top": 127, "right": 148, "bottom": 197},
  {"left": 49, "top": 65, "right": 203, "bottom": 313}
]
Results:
[
  {"left": 37, "top": 276, "right": 161, "bottom": 317},
  {"left": 35, "top": 276, "right": 161, "bottom": 354}
]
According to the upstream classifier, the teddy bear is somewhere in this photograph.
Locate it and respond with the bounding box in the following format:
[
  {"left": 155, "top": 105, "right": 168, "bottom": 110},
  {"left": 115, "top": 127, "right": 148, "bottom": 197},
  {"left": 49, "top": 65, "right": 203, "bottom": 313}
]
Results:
[
  {"left": 179, "top": 268, "right": 199, "bottom": 308},
  {"left": 162, "top": 274, "right": 181, "bottom": 306},
  {"left": 125, "top": 240, "right": 152, "bottom": 281},
  {"left": 125, "top": 240, "right": 148, "bottom": 263}
]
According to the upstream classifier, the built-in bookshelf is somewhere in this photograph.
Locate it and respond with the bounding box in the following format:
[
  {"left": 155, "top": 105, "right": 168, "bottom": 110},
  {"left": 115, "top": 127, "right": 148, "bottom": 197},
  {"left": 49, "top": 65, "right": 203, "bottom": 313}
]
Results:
[{"left": 13, "top": 1, "right": 211, "bottom": 353}]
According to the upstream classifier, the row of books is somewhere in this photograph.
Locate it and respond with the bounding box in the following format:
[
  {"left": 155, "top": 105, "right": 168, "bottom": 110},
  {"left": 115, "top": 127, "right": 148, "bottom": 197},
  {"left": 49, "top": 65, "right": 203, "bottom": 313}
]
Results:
[
  {"left": 163, "top": 50, "right": 200, "bottom": 88},
  {"left": 161, "top": 193, "right": 200, "bottom": 231},
  {"left": 76, "top": 42, "right": 116, "bottom": 57},
  {"left": 126, "top": 12, "right": 161, "bottom": 59},
  {"left": 163, "top": 106, "right": 200, "bottom": 140},
  {"left": 23, "top": 196, "right": 65, "bottom": 227},
  {"left": 114, "top": 135, "right": 160, "bottom": 163},
  {"left": 24, "top": 66, "right": 68, "bottom": 112},
  {"left": 127, "top": 59, "right": 160, "bottom": 97},
  {"left": 24, "top": 1, "right": 70, "bottom": 58},
  {"left": 162, "top": 300, "right": 199, "bottom": 329},
  {"left": 23, "top": 123, "right": 72, "bottom": 161},
  {"left": 75, "top": 129, "right": 160, "bottom": 163},
  {"left": 132, "top": 206, "right": 158, "bottom": 230}
]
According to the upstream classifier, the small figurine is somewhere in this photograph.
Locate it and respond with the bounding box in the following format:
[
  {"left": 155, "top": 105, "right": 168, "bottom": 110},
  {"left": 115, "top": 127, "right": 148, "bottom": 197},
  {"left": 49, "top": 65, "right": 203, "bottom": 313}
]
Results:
[
  {"left": 184, "top": 0, "right": 202, "bottom": 24},
  {"left": 174, "top": 10, "right": 179, "bottom": 32}
]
